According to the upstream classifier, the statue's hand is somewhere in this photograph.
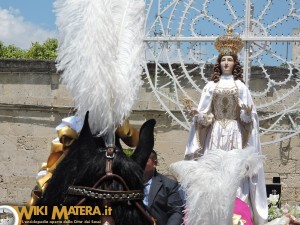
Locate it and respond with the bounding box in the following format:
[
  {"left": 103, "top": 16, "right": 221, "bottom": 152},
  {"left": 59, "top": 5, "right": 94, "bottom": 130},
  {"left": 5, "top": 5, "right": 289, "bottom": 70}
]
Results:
[
  {"left": 241, "top": 104, "right": 252, "bottom": 115},
  {"left": 189, "top": 108, "right": 199, "bottom": 117},
  {"left": 183, "top": 98, "right": 198, "bottom": 117}
]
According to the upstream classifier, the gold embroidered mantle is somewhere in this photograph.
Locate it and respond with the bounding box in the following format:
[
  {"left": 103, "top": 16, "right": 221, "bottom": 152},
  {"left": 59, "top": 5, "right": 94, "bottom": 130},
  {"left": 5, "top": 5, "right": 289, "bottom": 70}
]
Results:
[
  {"left": 212, "top": 85, "right": 240, "bottom": 128},
  {"left": 196, "top": 82, "right": 253, "bottom": 150}
]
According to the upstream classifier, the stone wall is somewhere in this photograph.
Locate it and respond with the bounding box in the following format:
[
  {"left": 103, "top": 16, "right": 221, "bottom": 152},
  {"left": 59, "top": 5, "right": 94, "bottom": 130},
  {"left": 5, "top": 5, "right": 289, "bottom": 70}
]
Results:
[{"left": 0, "top": 59, "right": 299, "bottom": 205}]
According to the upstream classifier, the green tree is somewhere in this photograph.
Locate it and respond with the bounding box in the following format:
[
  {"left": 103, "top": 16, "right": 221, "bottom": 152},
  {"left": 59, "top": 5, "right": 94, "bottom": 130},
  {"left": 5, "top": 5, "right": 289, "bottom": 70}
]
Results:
[
  {"left": 0, "top": 43, "right": 25, "bottom": 59},
  {"left": 0, "top": 41, "right": 4, "bottom": 56},
  {"left": 26, "top": 38, "right": 58, "bottom": 60},
  {"left": 43, "top": 38, "right": 58, "bottom": 59},
  {"left": 3, "top": 45, "right": 25, "bottom": 59},
  {"left": 0, "top": 38, "right": 58, "bottom": 60}
]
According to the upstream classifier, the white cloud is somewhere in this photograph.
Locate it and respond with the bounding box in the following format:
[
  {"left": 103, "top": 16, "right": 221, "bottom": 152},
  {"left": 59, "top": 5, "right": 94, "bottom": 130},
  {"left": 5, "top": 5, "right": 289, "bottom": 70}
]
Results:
[{"left": 0, "top": 7, "right": 57, "bottom": 49}]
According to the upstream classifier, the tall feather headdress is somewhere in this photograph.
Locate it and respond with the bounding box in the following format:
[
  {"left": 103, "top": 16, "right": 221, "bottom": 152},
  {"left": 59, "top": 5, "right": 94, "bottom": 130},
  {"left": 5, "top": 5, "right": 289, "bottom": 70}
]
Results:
[{"left": 54, "top": 0, "right": 145, "bottom": 143}]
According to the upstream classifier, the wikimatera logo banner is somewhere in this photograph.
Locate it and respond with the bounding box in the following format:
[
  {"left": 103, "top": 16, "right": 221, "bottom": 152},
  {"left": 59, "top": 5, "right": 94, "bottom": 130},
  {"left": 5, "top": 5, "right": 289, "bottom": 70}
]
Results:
[{"left": 0, "top": 205, "right": 112, "bottom": 225}]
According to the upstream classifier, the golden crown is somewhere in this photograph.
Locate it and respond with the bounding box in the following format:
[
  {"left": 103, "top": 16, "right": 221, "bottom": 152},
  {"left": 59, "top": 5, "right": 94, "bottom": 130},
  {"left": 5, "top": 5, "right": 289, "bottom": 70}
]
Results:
[{"left": 214, "top": 27, "right": 243, "bottom": 55}]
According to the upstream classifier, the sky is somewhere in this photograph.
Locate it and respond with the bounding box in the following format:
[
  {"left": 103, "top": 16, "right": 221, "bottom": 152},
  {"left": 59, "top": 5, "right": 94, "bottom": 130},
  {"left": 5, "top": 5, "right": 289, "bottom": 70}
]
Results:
[
  {"left": 0, "top": 0, "right": 57, "bottom": 49},
  {"left": 0, "top": 0, "right": 299, "bottom": 52}
]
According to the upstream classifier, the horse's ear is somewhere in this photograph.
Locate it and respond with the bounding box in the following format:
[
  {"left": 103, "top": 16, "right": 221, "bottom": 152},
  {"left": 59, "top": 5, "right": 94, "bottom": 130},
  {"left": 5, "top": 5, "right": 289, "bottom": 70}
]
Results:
[
  {"left": 114, "top": 132, "right": 124, "bottom": 151},
  {"left": 131, "top": 119, "right": 156, "bottom": 170},
  {"left": 79, "top": 111, "right": 92, "bottom": 138},
  {"left": 76, "top": 111, "right": 96, "bottom": 151}
]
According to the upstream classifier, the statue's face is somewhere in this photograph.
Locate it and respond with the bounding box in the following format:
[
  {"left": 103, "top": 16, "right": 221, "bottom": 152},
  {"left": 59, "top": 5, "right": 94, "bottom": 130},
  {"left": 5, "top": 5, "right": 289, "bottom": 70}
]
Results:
[{"left": 220, "top": 55, "right": 234, "bottom": 75}]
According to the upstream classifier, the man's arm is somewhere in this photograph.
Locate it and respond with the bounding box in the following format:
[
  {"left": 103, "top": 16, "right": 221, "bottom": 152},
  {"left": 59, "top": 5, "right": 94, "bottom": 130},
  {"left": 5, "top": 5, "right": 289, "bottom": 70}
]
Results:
[{"left": 166, "top": 179, "right": 184, "bottom": 225}]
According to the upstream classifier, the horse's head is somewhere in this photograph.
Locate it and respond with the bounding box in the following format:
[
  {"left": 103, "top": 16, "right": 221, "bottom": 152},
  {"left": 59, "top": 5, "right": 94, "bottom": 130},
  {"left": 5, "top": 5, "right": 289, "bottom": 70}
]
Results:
[{"left": 38, "top": 112, "right": 156, "bottom": 225}]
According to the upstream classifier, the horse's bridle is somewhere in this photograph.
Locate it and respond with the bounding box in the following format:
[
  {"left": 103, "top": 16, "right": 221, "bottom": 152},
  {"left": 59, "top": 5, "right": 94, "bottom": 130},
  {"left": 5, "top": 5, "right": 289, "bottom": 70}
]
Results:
[{"left": 66, "top": 146, "right": 156, "bottom": 225}]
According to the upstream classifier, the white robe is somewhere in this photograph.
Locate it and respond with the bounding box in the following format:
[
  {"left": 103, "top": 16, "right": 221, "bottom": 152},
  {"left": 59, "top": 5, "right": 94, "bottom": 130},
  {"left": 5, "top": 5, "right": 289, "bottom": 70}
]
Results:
[{"left": 184, "top": 75, "right": 268, "bottom": 225}]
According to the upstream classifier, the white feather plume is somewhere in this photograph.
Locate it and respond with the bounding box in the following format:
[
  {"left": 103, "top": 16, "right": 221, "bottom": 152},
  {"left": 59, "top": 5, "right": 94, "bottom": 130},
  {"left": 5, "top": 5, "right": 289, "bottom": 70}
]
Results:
[
  {"left": 54, "top": 0, "right": 145, "bottom": 135},
  {"left": 170, "top": 147, "right": 265, "bottom": 225}
]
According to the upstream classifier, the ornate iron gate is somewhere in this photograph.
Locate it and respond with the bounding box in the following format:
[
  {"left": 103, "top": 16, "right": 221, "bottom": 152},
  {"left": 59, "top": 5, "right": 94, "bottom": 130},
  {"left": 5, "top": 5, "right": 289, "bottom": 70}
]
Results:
[{"left": 144, "top": 0, "right": 300, "bottom": 145}]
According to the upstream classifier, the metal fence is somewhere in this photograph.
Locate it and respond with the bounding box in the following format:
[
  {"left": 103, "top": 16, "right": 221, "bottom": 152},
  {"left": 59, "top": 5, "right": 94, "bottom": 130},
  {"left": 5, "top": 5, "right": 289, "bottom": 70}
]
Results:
[{"left": 144, "top": 0, "right": 300, "bottom": 145}]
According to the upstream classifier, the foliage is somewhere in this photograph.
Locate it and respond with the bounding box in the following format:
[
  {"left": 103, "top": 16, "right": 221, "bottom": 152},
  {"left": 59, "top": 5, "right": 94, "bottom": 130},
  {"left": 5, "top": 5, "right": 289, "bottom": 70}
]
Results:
[
  {"left": 123, "top": 148, "right": 134, "bottom": 157},
  {"left": 0, "top": 41, "right": 26, "bottom": 59},
  {"left": 26, "top": 38, "right": 58, "bottom": 60},
  {"left": 267, "top": 193, "right": 300, "bottom": 224},
  {"left": 0, "top": 38, "right": 58, "bottom": 60},
  {"left": 280, "top": 62, "right": 288, "bottom": 68}
]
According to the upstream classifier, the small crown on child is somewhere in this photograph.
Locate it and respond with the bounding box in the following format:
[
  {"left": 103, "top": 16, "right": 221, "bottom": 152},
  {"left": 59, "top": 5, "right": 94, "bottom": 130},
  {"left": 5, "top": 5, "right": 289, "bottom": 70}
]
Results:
[{"left": 214, "top": 26, "right": 243, "bottom": 55}]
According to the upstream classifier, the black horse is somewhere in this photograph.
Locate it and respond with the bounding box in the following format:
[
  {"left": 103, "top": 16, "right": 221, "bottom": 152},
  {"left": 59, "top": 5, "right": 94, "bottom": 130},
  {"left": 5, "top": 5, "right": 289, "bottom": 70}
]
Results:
[{"left": 34, "top": 112, "right": 156, "bottom": 225}]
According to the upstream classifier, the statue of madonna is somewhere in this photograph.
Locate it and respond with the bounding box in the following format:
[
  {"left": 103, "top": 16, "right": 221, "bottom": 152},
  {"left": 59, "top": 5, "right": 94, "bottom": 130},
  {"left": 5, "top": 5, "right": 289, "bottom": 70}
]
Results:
[{"left": 171, "top": 28, "right": 268, "bottom": 225}]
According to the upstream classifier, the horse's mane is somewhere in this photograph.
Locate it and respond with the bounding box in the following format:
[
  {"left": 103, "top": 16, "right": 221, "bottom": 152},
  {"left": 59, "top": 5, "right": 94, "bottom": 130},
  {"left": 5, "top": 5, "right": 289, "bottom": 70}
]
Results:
[{"left": 37, "top": 112, "right": 156, "bottom": 225}]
